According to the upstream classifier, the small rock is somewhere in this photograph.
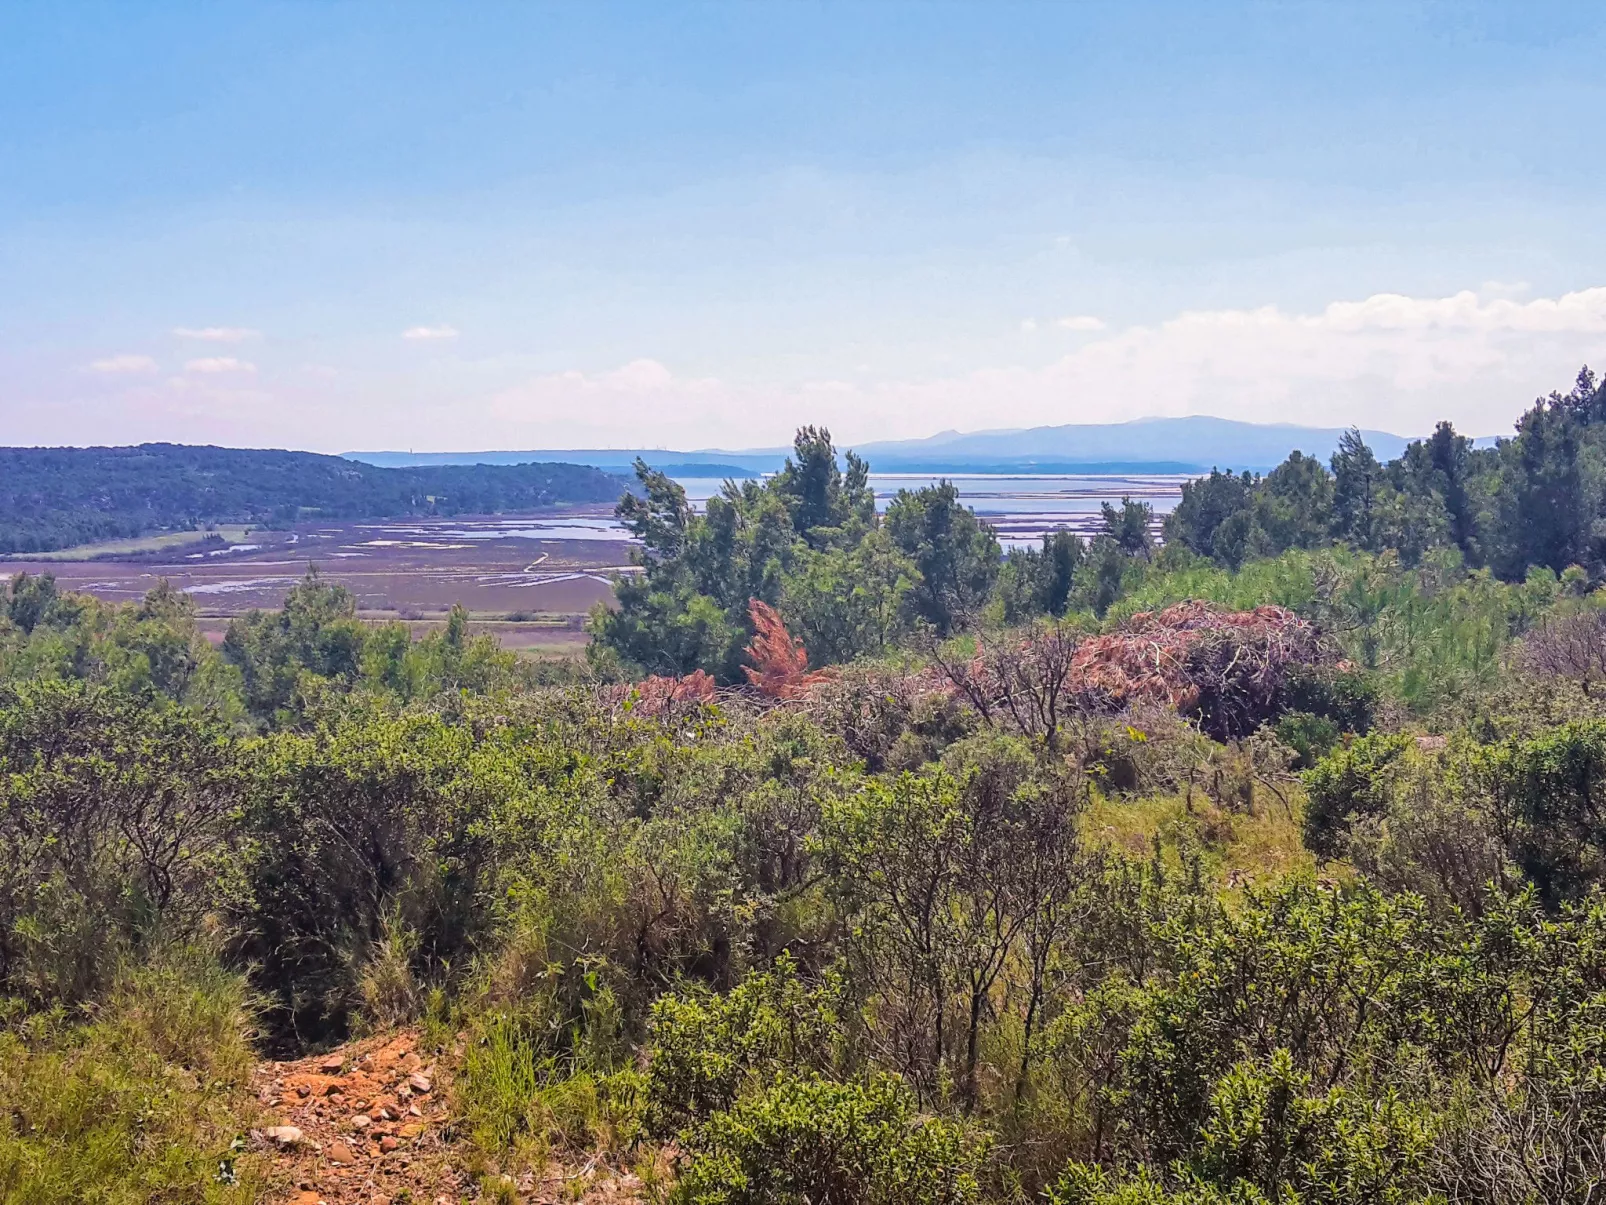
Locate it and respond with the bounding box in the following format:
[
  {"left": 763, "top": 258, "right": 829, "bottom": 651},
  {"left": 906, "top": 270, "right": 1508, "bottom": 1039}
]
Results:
[
  {"left": 324, "top": 1083, "right": 343, "bottom": 1097},
  {"left": 264, "top": 1125, "right": 304, "bottom": 1147},
  {"left": 378, "top": 1106, "right": 396, "bottom": 1121},
  {"left": 296, "top": 1084, "right": 311, "bottom": 1098},
  {"left": 380, "top": 1135, "right": 399, "bottom": 1153},
  {"left": 408, "top": 1104, "right": 422, "bottom": 1117},
  {"left": 327, "top": 1140, "right": 356, "bottom": 1164},
  {"left": 319, "top": 1054, "right": 344, "bottom": 1074},
  {"left": 351, "top": 1113, "right": 372, "bottom": 1129},
  {"left": 407, "top": 1072, "right": 432, "bottom": 1093}
]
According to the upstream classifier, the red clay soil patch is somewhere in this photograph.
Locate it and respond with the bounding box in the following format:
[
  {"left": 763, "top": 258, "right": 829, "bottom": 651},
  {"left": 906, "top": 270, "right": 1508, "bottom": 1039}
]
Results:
[
  {"left": 251, "top": 1030, "right": 467, "bottom": 1205},
  {"left": 250, "top": 1029, "right": 652, "bottom": 1204}
]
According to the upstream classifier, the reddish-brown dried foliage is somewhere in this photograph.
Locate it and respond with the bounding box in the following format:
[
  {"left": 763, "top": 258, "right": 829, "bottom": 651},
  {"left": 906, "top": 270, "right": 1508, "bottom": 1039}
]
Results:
[
  {"left": 933, "top": 600, "right": 1328, "bottom": 744},
  {"left": 607, "top": 668, "right": 717, "bottom": 718},
  {"left": 742, "top": 599, "right": 828, "bottom": 699}
]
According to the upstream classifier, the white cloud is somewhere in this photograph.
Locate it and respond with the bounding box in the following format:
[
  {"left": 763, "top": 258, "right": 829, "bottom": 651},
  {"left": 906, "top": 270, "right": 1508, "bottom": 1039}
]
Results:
[
  {"left": 184, "top": 357, "right": 256, "bottom": 374},
  {"left": 1020, "top": 318, "right": 1038, "bottom": 333},
  {"left": 403, "top": 325, "right": 459, "bottom": 340},
  {"left": 1057, "top": 315, "right": 1106, "bottom": 331},
  {"left": 87, "top": 354, "right": 159, "bottom": 374},
  {"left": 470, "top": 286, "right": 1606, "bottom": 447},
  {"left": 52, "top": 285, "right": 1606, "bottom": 452},
  {"left": 173, "top": 326, "right": 258, "bottom": 342}
]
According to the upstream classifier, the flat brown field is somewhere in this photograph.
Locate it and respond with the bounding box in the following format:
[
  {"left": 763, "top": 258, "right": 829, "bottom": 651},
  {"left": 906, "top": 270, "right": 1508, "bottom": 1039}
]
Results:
[{"left": 4, "top": 509, "right": 636, "bottom": 650}]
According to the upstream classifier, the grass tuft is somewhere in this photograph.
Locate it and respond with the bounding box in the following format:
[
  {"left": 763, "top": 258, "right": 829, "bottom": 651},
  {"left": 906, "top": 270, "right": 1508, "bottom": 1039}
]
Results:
[{"left": 0, "top": 950, "right": 266, "bottom": 1205}]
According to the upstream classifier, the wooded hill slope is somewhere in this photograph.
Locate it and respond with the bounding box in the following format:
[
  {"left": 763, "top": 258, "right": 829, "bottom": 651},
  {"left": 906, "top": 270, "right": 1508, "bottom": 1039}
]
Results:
[{"left": 0, "top": 443, "right": 626, "bottom": 553}]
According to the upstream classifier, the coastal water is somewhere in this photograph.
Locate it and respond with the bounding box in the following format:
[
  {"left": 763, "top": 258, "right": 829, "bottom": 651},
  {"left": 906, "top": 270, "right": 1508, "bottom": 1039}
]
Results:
[
  {"left": 674, "top": 473, "right": 1186, "bottom": 549},
  {"left": 332, "top": 473, "right": 1187, "bottom": 550}
]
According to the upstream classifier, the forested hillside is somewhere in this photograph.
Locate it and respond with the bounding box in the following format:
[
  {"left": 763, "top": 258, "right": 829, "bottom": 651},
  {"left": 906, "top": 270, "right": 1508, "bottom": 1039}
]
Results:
[
  {"left": 0, "top": 443, "right": 625, "bottom": 553},
  {"left": 9, "top": 372, "right": 1606, "bottom": 1203}
]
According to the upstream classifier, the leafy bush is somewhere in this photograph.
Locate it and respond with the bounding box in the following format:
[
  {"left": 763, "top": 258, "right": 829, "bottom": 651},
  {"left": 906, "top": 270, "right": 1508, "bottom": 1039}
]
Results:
[
  {"left": 674, "top": 1072, "right": 986, "bottom": 1205},
  {"left": 1466, "top": 719, "right": 1606, "bottom": 907},
  {"left": 1300, "top": 734, "right": 1412, "bottom": 858},
  {"left": 0, "top": 680, "right": 238, "bottom": 1007},
  {"left": 644, "top": 956, "right": 845, "bottom": 1138},
  {"left": 225, "top": 707, "right": 500, "bottom": 1044},
  {"left": 1272, "top": 712, "right": 1341, "bottom": 771}
]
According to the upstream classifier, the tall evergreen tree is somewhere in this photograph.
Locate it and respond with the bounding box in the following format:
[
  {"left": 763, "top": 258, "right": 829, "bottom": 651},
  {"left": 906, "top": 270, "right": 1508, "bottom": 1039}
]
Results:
[
  {"left": 1330, "top": 429, "right": 1380, "bottom": 548},
  {"left": 1425, "top": 421, "right": 1475, "bottom": 557},
  {"left": 1511, "top": 401, "right": 1591, "bottom": 576}
]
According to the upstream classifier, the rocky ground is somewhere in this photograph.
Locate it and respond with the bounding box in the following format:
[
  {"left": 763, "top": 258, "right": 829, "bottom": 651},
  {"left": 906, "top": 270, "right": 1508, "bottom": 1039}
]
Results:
[{"left": 248, "top": 1030, "right": 650, "bottom": 1204}]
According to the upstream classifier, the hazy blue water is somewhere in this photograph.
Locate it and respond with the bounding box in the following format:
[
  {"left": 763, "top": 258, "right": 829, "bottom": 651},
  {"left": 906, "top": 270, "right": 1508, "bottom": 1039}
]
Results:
[
  {"left": 351, "top": 474, "right": 1187, "bottom": 548},
  {"left": 676, "top": 473, "right": 1186, "bottom": 549}
]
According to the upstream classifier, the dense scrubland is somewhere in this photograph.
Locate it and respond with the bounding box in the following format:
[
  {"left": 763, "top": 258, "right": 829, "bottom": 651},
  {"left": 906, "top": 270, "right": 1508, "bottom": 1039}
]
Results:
[
  {"left": 0, "top": 443, "right": 623, "bottom": 554},
  {"left": 7, "top": 373, "right": 1606, "bottom": 1203}
]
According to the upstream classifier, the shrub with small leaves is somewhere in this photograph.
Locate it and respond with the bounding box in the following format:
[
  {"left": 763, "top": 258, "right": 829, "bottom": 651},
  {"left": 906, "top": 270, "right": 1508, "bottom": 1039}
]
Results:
[{"left": 674, "top": 1072, "right": 985, "bottom": 1205}]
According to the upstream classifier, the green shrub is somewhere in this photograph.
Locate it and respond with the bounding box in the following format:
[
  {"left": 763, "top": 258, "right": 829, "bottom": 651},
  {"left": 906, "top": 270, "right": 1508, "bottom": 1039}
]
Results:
[
  {"left": 1467, "top": 718, "right": 1606, "bottom": 908},
  {"left": 674, "top": 1072, "right": 986, "bottom": 1205},
  {"left": 1300, "top": 734, "right": 1412, "bottom": 858},
  {"left": 224, "top": 707, "right": 501, "bottom": 1044},
  {"left": 1273, "top": 712, "right": 1341, "bottom": 771},
  {"left": 1187, "top": 1050, "right": 1439, "bottom": 1203},
  {"left": 644, "top": 956, "right": 845, "bottom": 1138},
  {"left": 0, "top": 680, "right": 239, "bottom": 1008},
  {"left": 1283, "top": 666, "right": 1378, "bottom": 735}
]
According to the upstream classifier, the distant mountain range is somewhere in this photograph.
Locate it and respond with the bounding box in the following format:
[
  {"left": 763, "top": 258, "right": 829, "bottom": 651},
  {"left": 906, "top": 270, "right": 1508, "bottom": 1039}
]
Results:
[
  {"left": 850, "top": 416, "right": 1418, "bottom": 472},
  {"left": 348, "top": 415, "right": 1454, "bottom": 476}
]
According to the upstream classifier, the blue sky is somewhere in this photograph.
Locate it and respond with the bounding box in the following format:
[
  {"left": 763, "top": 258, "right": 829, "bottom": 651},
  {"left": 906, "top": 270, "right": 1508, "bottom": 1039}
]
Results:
[{"left": 3, "top": 1, "right": 1606, "bottom": 451}]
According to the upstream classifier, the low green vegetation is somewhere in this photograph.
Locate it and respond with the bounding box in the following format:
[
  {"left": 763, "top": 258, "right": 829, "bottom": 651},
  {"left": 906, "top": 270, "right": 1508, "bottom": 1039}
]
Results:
[
  {"left": 0, "top": 953, "right": 263, "bottom": 1204},
  {"left": 6, "top": 371, "right": 1606, "bottom": 1202},
  {"left": 7, "top": 526, "right": 255, "bottom": 562}
]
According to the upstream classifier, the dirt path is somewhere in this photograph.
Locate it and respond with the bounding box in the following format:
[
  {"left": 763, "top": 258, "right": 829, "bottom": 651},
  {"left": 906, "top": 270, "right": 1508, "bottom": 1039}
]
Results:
[
  {"left": 249, "top": 1029, "right": 651, "bottom": 1204},
  {"left": 251, "top": 1030, "right": 468, "bottom": 1204}
]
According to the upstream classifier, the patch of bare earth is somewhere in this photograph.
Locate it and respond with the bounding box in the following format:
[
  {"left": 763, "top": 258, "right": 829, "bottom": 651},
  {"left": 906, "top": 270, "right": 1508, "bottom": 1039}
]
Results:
[{"left": 250, "top": 1029, "right": 653, "bottom": 1204}]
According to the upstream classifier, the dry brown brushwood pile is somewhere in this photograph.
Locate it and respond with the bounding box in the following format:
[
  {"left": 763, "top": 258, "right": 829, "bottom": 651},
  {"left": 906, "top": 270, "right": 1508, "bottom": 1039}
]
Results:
[
  {"left": 933, "top": 600, "right": 1331, "bottom": 745},
  {"left": 1069, "top": 600, "right": 1329, "bottom": 738},
  {"left": 605, "top": 668, "right": 717, "bottom": 718}
]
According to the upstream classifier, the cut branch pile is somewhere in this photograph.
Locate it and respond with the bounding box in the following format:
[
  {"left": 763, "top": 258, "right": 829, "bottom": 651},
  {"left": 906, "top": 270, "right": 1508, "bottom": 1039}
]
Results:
[
  {"left": 607, "top": 669, "right": 716, "bottom": 718},
  {"left": 1068, "top": 600, "right": 1328, "bottom": 738}
]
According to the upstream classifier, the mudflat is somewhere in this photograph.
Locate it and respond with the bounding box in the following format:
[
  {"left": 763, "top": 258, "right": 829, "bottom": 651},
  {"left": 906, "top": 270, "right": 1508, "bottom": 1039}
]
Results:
[{"left": 2, "top": 508, "right": 637, "bottom": 652}]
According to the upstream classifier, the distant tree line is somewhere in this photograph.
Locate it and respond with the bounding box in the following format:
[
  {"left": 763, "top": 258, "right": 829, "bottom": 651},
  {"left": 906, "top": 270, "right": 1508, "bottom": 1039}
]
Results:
[
  {"left": 1163, "top": 367, "right": 1606, "bottom": 576},
  {"left": 0, "top": 443, "right": 625, "bottom": 553},
  {"left": 596, "top": 368, "right": 1606, "bottom": 679}
]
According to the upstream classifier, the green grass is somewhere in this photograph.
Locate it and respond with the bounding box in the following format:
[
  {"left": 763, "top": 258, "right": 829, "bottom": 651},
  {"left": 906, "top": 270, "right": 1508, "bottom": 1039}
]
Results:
[
  {"left": 1084, "top": 787, "right": 1314, "bottom": 886},
  {"left": 7, "top": 527, "right": 255, "bottom": 562},
  {"left": 0, "top": 952, "right": 268, "bottom": 1205}
]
